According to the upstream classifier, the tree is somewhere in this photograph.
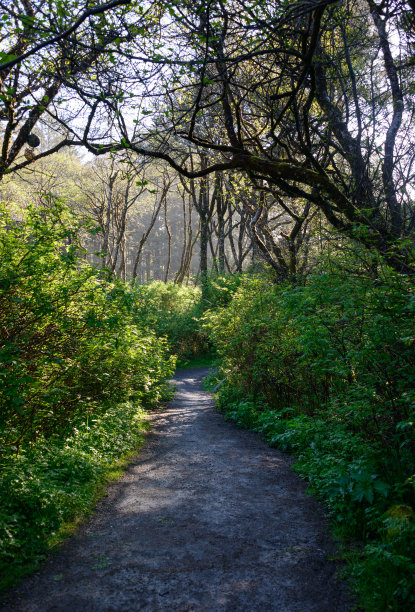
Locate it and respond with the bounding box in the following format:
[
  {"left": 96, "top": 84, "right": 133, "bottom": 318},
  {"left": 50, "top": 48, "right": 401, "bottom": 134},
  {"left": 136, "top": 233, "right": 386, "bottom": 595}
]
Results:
[
  {"left": 0, "top": 0, "right": 158, "bottom": 180},
  {"left": 3, "top": 0, "right": 415, "bottom": 273},
  {"left": 73, "top": 0, "right": 415, "bottom": 272}
]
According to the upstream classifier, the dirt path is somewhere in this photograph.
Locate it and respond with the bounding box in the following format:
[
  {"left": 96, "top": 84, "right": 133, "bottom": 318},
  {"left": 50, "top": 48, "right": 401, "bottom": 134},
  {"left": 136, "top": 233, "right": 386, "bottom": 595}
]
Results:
[{"left": 1, "top": 368, "right": 351, "bottom": 611}]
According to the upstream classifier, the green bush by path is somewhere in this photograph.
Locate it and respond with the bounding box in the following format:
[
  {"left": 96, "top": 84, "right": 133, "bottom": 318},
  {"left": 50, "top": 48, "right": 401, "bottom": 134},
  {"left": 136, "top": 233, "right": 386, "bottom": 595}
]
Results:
[
  {"left": 214, "top": 394, "right": 415, "bottom": 610},
  {"left": 0, "top": 201, "right": 175, "bottom": 450},
  {"left": 204, "top": 266, "right": 415, "bottom": 469},
  {"left": 203, "top": 259, "right": 415, "bottom": 610},
  {"left": 0, "top": 200, "right": 175, "bottom": 590},
  {"left": 131, "top": 273, "right": 241, "bottom": 364},
  {"left": 131, "top": 281, "right": 207, "bottom": 361},
  {"left": 0, "top": 402, "right": 150, "bottom": 591}
]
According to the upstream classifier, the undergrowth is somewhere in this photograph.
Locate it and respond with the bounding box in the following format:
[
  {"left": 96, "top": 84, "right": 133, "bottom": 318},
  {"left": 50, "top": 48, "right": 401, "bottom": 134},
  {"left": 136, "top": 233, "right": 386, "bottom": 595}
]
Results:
[
  {"left": 132, "top": 273, "right": 241, "bottom": 364},
  {"left": 0, "top": 200, "right": 176, "bottom": 592},
  {"left": 0, "top": 402, "right": 152, "bottom": 592},
  {"left": 212, "top": 386, "right": 415, "bottom": 610},
  {"left": 203, "top": 256, "right": 415, "bottom": 611},
  {"left": 131, "top": 281, "right": 209, "bottom": 360}
]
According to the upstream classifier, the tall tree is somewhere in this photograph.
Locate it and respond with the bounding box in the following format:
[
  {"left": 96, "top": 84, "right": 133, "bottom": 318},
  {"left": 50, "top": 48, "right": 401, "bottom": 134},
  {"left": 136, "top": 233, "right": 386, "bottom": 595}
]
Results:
[
  {"left": 77, "top": 0, "right": 415, "bottom": 272},
  {"left": 3, "top": 0, "right": 415, "bottom": 273}
]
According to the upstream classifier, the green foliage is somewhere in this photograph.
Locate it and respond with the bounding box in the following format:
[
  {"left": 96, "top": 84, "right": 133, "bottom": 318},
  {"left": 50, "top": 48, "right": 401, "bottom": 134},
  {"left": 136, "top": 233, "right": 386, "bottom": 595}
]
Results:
[
  {"left": 204, "top": 265, "right": 415, "bottom": 467},
  {"left": 217, "top": 391, "right": 415, "bottom": 609},
  {"left": 350, "top": 514, "right": 415, "bottom": 611},
  {"left": 0, "top": 402, "right": 147, "bottom": 591},
  {"left": 201, "top": 367, "right": 222, "bottom": 391},
  {"left": 204, "top": 274, "right": 320, "bottom": 408},
  {"left": 0, "top": 199, "right": 176, "bottom": 589},
  {"left": 131, "top": 281, "right": 208, "bottom": 360},
  {"left": 204, "top": 257, "right": 415, "bottom": 610},
  {"left": 131, "top": 274, "right": 241, "bottom": 363},
  {"left": 219, "top": 397, "right": 390, "bottom": 533},
  {"left": 0, "top": 201, "right": 175, "bottom": 451},
  {"left": 202, "top": 272, "right": 242, "bottom": 308}
]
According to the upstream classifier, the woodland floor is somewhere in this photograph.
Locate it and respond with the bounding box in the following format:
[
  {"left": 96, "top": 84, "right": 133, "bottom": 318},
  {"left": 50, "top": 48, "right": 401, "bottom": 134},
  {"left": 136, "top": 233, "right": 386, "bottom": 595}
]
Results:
[{"left": 1, "top": 367, "right": 352, "bottom": 611}]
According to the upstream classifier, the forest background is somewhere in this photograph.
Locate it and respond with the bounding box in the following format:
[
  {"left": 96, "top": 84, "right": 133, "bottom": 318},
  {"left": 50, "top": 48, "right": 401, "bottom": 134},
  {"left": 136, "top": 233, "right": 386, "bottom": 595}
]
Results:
[{"left": 1, "top": 0, "right": 415, "bottom": 609}]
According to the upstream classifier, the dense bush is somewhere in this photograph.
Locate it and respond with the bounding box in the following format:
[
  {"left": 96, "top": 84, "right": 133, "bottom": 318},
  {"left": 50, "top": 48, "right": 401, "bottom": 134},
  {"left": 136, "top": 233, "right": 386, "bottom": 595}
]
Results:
[
  {"left": 0, "top": 200, "right": 175, "bottom": 588},
  {"left": 0, "top": 202, "right": 175, "bottom": 452},
  {"left": 131, "top": 273, "right": 241, "bottom": 363},
  {"left": 212, "top": 394, "right": 415, "bottom": 609},
  {"left": 131, "top": 281, "right": 207, "bottom": 360},
  {"left": 0, "top": 402, "right": 149, "bottom": 590},
  {"left": 205, "top": 265, "right": 415, "bottom": 469},
  {"left": 204, "top": 259, "right": 415, "bottom": 609}
]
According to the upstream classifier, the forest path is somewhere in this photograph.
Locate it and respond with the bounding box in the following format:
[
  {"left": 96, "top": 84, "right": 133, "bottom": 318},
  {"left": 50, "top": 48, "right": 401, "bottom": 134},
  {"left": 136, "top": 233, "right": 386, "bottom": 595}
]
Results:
[{"left": 2, "top": 368, "right": 351, "bottom": 611}]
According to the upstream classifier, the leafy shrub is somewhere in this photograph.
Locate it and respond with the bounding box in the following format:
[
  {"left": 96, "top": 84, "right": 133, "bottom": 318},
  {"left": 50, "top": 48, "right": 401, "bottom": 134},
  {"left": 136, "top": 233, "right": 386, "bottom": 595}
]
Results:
[
  {"left": 131, "top": 281, "right": 207, "bottom": 359},
  {"left": 0, "top": 402, "right": 148, "bottom": 590},
  {"left": 0, "top": 199, "right": 177, "bottom": 589},
  {"left": 0, "top": 201, "right": 175, "bottom": 451},
  {"left": 204, "top": 256, "right": 415, "bottom": 610},
  {"left": 131, "top": 274, "right": 241, "bottom": 363},
  {"left": 202, "top": 271, "right": 242, "bottom": 308},
  {"left": 204, "top": 274, "right": 325, "bottom": 409},
  {"left": 204, "top": 265, "right": 415, "bottom": 486},
  {"left": 352, "top": 516, "right": 415, "bottom": 611},
  {"left": 217, "top": 392, "right": 414, "bottom": 609}
]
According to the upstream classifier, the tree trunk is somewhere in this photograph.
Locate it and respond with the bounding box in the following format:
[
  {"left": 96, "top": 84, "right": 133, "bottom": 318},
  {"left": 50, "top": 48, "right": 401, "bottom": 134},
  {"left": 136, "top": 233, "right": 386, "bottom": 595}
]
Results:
[{"left": 164, "top": 195, "right": 172, "bottom": 282}]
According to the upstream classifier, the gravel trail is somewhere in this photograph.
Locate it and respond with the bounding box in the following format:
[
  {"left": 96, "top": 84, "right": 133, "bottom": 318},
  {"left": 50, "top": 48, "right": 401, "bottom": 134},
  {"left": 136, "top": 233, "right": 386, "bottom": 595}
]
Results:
[{"left": 1, "top": 367, "right": 351, "bottom": 611}]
